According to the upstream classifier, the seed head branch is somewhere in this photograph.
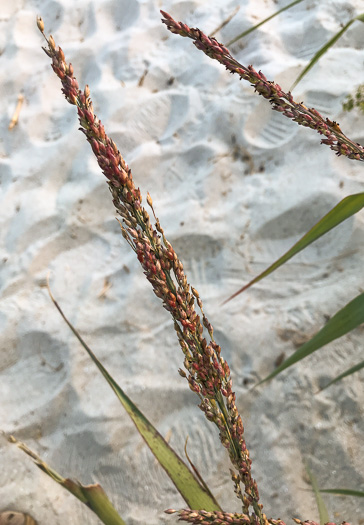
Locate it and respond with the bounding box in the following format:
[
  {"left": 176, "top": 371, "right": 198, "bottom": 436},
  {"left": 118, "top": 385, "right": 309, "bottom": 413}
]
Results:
[
  {"left": 37, "top": 16, "right": 265, "bottom": 523},
  {"left": 160, "top": 11, "right": 364, "bottom": 162},
  {"left": 165, "top": 508, "right": 251, "bottom": 524}
]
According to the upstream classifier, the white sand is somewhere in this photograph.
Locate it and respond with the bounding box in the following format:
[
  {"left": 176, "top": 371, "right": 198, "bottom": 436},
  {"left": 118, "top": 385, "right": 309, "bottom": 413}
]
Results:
[{"left": 1, "top": 1, "right": 363, "bottom": 524}]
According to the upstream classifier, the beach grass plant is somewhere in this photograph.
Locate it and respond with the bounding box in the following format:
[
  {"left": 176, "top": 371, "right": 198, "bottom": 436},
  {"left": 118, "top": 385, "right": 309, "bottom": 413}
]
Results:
[{"left": 4, "top": 8, "right": 363, "bottom": 525}]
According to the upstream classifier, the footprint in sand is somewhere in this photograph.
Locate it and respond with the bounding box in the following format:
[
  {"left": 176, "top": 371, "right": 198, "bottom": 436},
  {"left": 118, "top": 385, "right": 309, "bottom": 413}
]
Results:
[
  {"left": 171, "top": 233, "right": 224, "bottom": 286},
  {"left": 243, "top": 66, "right": 303, "bottom": 150},
  {"left": 0, "top": 331, "right": 69, "bottom": 423},
  {"left": 253, "top": 192, "right": 355, "bottom": 263},
  {"left": 97, "top": 0, "right": 140, "bottom": 32}
]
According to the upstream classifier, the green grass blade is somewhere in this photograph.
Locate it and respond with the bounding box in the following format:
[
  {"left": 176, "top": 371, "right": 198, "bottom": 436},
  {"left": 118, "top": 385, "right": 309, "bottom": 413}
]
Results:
[
  {"left": 318, "top": 359, "right": 364, "bottom": 392},
  {"left": 224, "top": 192, "right": 364, "bottom": 304},
  {"left": 5, "top": 434, "right": 126, "bottom": 525},
  {"left": 290, "top": 15, "right": 364, "bottom": 91},
  {"left": 305, "top": 464, "right": 330, "bottom": 525},
  {"left": 48, "top": 286, "right": 221, "bottom": 512},
  {"left": 320, "top": 488, "right": 364, "bottom": 498},
  {"left": 258, "top": 292, "right": 364, "bottom": 385},
  {"left": 227, "top": 0, "right": 305, "bottom": 46}
]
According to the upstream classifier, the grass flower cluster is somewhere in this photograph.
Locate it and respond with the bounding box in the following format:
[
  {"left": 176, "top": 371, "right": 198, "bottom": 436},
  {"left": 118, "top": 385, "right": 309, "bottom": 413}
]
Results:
[{"left": 160, "top": 11, "right": 364, "bottom": 163}]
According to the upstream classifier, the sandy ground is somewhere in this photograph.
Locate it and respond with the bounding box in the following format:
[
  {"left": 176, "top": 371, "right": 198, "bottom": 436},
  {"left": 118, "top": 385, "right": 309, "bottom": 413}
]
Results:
[{"left": 1, "top": 1, "right": 363, "bottom": 524}]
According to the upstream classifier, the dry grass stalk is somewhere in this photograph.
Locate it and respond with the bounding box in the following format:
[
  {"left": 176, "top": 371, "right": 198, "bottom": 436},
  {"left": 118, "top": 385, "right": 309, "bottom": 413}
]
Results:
[{"left": 8, "top": 94, "right": 24, "bottom": 130}]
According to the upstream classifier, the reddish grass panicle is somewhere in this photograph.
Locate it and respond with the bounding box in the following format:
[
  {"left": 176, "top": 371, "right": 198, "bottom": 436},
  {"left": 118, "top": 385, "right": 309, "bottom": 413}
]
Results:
[
  {"left": 36, "top": 15, "right": 265, "bottom": 525},
  {"left": 160, "top": 10, "right": 364, "bottom": 162}
]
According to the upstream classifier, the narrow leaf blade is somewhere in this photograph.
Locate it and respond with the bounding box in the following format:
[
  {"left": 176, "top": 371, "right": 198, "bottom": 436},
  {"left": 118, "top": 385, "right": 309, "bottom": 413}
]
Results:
[
  {"left": 224, "top": 192, "right": 364, "bottom": 304},
  {"left": 227, "top": 0, "right": 304, "bottom": 46},
  {"left": 320, "top": 488, "right": 364, "bottom": 498},
  {"left": 99, "top": 363, "right": 221, "bottom": 510},
  {"left": 290, "top": 18, "right": 356, "bottom": 90},
  {"left": 305, "top": 464, "right": 330, "bottom": 525},
  {"left": 5, "top": 435, "right": 126, "bottom": 525},
  {"left": 318, "top": 359, "right": 364, "bottom": 392},
  {"left": 49, "top": 288, "right": 221, "bottom": 512},
  {"left": 258, "top": 292, "right": 364, "bottom": 384}
]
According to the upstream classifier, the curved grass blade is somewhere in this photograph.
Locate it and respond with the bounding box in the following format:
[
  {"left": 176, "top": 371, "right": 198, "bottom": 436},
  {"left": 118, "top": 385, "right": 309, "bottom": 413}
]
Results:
[
  {"left": 305, "top": 464, "right": 330, "bottom": 525},
  {"left": 4, "top": 434, "right": 126, "bottom": 525},
  {"left": 227, "top": 0, "right": 304, "bottom": 46},
  {"left": 183, "top": 437, "right": 214, "bottom": 499},
  {"left": 290, "top": 14, "right": 364, "bottom": 91},
  {"left": 257, "top": 291, "right": 364, "bottom": 385},
  {"left": 48, "top": 284, "right": 221, "bottom": 512},
  {"left": 317, "top": 359, "right": 364, "bottom": 392},
  {"left": 224, "top": 192, "right": 364, "bottom": 304},
  {"left": 319, "top": 488, "right": 364, "bottom": 498}
]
